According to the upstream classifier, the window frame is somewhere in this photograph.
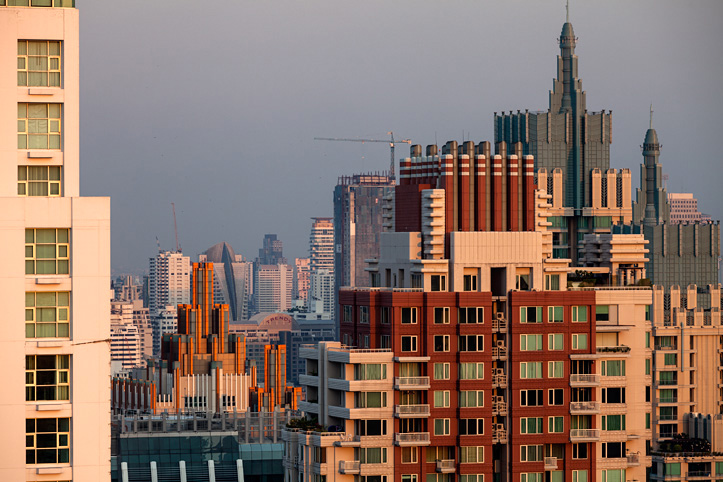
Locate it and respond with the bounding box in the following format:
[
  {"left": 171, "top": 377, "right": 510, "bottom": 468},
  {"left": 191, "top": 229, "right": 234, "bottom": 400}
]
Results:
[
  {"left": 25, "top": 228, "right": 69, "bottom": 275},
  {"left": 18, "top": 103, "right": 62, "bottom": 150},
  {"left": 25, "top": 291, "right": 70, "bottom": 338}
]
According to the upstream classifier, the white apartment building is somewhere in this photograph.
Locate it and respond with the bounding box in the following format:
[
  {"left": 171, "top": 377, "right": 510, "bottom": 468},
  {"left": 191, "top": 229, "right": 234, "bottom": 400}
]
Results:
[
  {"left": 310, "top": 217, "right": 334, "bottom": 272},
  {"left": 254, "top": 263, "right": 293, "bottom": 313},
  {"left": 147, "top": 250, "right": 190, "bottom": 317},
  {"left": 0, "top": 3, "right": 111, "bottom": 481}
]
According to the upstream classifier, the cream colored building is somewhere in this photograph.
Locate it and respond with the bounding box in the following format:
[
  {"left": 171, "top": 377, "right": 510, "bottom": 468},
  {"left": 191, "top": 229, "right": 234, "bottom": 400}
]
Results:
[{"left": 0, "top": 2, "right": 111, "bottom": 481}]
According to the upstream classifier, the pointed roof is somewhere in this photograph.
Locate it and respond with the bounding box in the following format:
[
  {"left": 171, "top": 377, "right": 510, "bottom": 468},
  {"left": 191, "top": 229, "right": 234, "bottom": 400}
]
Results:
[{"left": 204, "top": 242, "right": 236, "bottom": 264}]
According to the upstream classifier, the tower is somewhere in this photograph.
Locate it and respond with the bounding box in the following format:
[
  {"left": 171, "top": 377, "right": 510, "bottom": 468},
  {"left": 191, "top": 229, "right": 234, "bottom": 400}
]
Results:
[
  {"left": 0, "top": 2, "right": 111, "bottom": 480},
  {"left": 632, "top": 112, "right": 670, "bottom": 225}
]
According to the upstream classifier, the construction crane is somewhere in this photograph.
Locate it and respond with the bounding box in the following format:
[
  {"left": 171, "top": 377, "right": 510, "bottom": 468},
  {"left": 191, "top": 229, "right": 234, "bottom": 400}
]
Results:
[
  {"left": 171, "top": 203, "right": 180, "bottom": 253},
  {"left": 314, "top": 131, "right": 411, "bottom": 181}
]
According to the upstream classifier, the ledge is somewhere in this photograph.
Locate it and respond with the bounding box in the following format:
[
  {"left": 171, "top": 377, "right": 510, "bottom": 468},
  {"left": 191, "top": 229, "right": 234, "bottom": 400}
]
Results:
[
  {"left": 36, "top": 467, "right": 65, "bottom": 475},
  {"left": 36, "top": 403, "right": 66, "bottom": 411},
  {"left": 27, "top": 151, "right": 57, "bottom": 159},
  {"left": 36, "top": 340, "right": 65, "bottom": 348},
  {"left": 35, "top": 277, "right": 67, "bottom": 285},
  {"left": 28, "top": 88, "right": 60, "bottom": 96}
]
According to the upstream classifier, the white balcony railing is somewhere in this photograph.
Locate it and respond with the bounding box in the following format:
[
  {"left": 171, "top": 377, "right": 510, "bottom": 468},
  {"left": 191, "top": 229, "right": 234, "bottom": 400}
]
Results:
[
  {"left": 395, "top": 432, "right": 430, "bottom": 445},
  {"left": 339, "top": 461, "right": 360, "bottom": 474},
  {"left": 570, "top": 401, "right": 601, "bottom": 412},
  {"left": 395, "top": 404, "right": 430, "bottom": 417},
  {"left": 544, "top": 457, "right": 558, "bottom": 470},
  {"left": 436, "top": 459, "right": 455, "bottom": 473},
  {"left": 570, "top": 429, "right": 600, "bottom": 440},
  {"left": 570, "top": 374, "right": 600, "bottom": 384},
  {"left": 394, "top": 377, "right": 430, "bottom": 389}
]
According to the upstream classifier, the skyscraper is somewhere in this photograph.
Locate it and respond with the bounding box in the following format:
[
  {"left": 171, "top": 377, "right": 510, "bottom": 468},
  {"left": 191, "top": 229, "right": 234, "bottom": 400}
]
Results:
[
  {"left": 0, "top": 2, "right": 111, "bottom": 480},
  {"left": 495, "top": 18, "right": 631, "bottom": 263},
  {"left": 257, "top": 233, "right": 286, "bottom": 265},
  {"left": 309, "top": 217, "right": 334, "bottom": 272},
  {"left": 202, "top": 241, "right": 254, "bottom": 321},
  {"left": 148, "top": 250, "right": 191, "bottom": 354}
]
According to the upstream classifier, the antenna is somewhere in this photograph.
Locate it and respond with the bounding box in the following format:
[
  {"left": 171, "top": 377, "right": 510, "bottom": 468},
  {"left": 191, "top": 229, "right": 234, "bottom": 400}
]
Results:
[
  {"left": 566, "top": 0, "right": 570, "bottom": 22},
  {"left": 171, "top": 203, "right": 179, "bottom": 253},
  {"left": 155, "top": 236, "right": 161, "bottom": 253},
  {"left": 649, "top": 103, "right": 654, "bottom": 129}
]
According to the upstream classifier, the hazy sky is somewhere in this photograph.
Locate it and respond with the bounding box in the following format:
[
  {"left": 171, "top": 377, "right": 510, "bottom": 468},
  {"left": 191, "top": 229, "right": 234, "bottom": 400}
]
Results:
[{"left": 75, "top": 1, "right": 723, "bottom": 275}]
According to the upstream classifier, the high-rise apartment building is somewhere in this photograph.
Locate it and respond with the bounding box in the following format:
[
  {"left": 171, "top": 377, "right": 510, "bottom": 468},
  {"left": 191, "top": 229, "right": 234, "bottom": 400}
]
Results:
[
  {"left": 294, "top": 257, "right": 311, "bottom": 309},
  {"left": 334, "top": 173, "right": 395, "bottom": 333},
  {"left": 147, "top": 250, "right": 191, "bottom": 317},
  {"left": 254, "top": 263, "right": 293, "bottom": 313},
  {"left": 0, "top": 2, "right": 111, "bottom": 480},
  {"left": 310, "top": 217, "right": 334, "bottom": 272},
  {"left": 258, "top": 233, "right": 287, "bottom": 265},
  {"left": 110, "top": 301, "right": 142, "bottom": 374}
]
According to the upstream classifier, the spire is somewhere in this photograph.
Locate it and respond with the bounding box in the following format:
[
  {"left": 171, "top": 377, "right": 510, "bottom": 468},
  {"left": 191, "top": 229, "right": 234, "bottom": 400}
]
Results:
[{"left": 566, "top": 0, "right": 570, "bottom": 23}]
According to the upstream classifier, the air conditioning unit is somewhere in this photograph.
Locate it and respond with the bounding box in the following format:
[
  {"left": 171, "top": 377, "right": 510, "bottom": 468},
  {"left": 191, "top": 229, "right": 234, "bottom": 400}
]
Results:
[
  {"left": 495, "top": 396, "right": 505, "bottom": 403},
  {"left": 493, "top": 423, "right": 505, "bottom": 431},
  {"left": 494, "top": 368, "right": 505, "bottom": 376},
  {"left": 496, "top": 312, "right": 504, "bottom": 320},
  {"left": 496, "top": 340, "right": 505, "bottom": 347}
]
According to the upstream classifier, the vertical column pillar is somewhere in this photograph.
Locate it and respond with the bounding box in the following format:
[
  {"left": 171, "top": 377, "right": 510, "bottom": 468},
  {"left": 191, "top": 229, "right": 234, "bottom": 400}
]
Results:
[
  {"left": 492, "top": 155, "right": 503, "bottom": 231},
  {"left": 474, "top": 154, "right": 487, "bottom": 231},
  {"left": 507, "top": 155, "right": 519, "bottom": 231},
  {"left": 179, "top": 461, "right": 187, "bottom": 482},
  {"left": 459, "top": 154, "right": 470, "bottom": 231},
  {"left": 400, "top": 158, "right": 411, "bottom": 185},
  {"left": 523, "top": 155, "right": 535, "bottom": 231}
]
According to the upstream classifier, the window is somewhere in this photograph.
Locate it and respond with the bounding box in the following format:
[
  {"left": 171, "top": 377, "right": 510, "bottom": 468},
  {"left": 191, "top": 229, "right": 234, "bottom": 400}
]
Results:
[
  {"left": 26, "top": 355, "right": 69, "bottom": 401},
  {"left": 434, "top": 418, "right": 450, "bottom": 436},
  {"left": 520, "top": 334, "right": 542, "bottom": 351},
  {"left": 26, "top": 417, "right": 69, "bottom": 464},
  {"left": 600, "top": 470, "right": 626, "bottom": 482},
  {"left": 17, "top": 40, "right": 61, "bottom": 87},
  {"left": 645, "top": 305, "right": 651, "bottom": 321},
  {"left": 602, "top": 415, "right": 626, "bottom": 431},
  {"left": 460, "top": 476, "right": 484, "bottom": 482},
  {"left": 601, "top": 442, "right": 625, "bottom": 459},
  {"left": 433, "top": 391, "right": 450, "bottom": 408},
  {"left": 434, "top": 307, "right": 450, "bottom": 324},
  {"left": 520, "top": 474, "right": 542, "bottom": 482},
  {"left": 401, "top": 336, "right": 417, "bottom": 352},
  {"left": 18, "top": 103, "right": 61, "bottom": 149},
  {"left": 464, "top": 274, "right": 477, "bottom": 291},
  {"left": 545, "top": 274, "right": 560, "bottom": 290},
  {"left": 411, "top": 273, "right": 423, "bottom": 289},
  {"left": 572, "top": 470, "right": 588, "bottom": 482},
  {"left": 715, "top": 461, "right": 723, "bottom": 475},
  {"left": 434, "top": 335, "right": 450, "bottom": 352},
  {"left": 434, "top": 362, "right": 450, "bottom": 380},
  {"left": 25, "top": 229, "right": 69, "bottom": 275},
  {"left": 520, "top": 362, "right": 542, "bottom": 379},
  {"left": 645, "top": 358, "right": 651, "bottom": 375},
  {"left": 572, "top": 443, "right": 588, "bottom": 459},
  {"left": 25, "top": 291, "right": 70, "bottom": 338},
  {"left": 548, "top": 361, "right": 564, "bottom": 378},
  {"left": 359, "top": 447, "right": 387, "bottom": 464},
  {"left": 459, "top": 307, "right": 484, "bottom": 324},
  {"left": 401, "top": 307, "right": 417, "bottom": 324},
  {"left": 571, "top": 306, "right": 587, "bottom": 323},
  {"left": 520, "top": 417, "right": 543, "bottom": 434},
  {"left": 572, "top": 334, "right": 588, "bottom": 350},
  {"left": 402, "top": 476, "right": 418, "bottom": 482},
  {"left": 520, "top": 389, "right": 543, "bottom": 407},
  {"left": 601, "top": 387, "right": 625, "bottom": 404},
  {"left": 18, "top": 166, "right": 61, "bottom": 197},
  {"left": 355, "top": 364, "right": 386, "bottom": 381},
  {"left": 358, "top": 306, "right": 369, "bottom": 324},
  {"left": 548, "top": 416, "right": 564, "bottom": 433},
  {"left": 380, "top": 335, "right": 390, "bottom": 349},
  {"left": 355, "top": 392, "right": 387, "bottom": 408},
  {"left": 595, "top": 305, "right": 610, "bottom": 322},
  {"left": 548, "top": 306, "right": 563, "bottom": 323},
  {"left": 401, "top": 448, "right": 418, "bottom": 464},
  {"left": 342, "top": 305, "right": 353, "bottom": 323},
  {"left": 430, "top": 275, "right": 446, "bottom": 292},
  {"left": 645, "top": 331, "right": 650, "bottom": 348},
  {"left": 548, "top": 333, "right": 563, "bottom": 350},
  {"left": 459, "top": 335, "right": 484, "bottom": 352},
  {"left": 601, "top": 360, "right": 626, "bottom": 376},
  {"left": 520, "top": 445, "right": 543, "bottom": 462},
  {"left": 520, "top": 306, "right": 542, "bottom": 323},
  {"left": 459, "top": 446, "right": 484, "bottom": 463},
  {"left": 380, "top": 307, "right": 390, "bottom": 324},
  {"left": 459, "top": 390, "right": 484, "bottom": 408},
  {"left": 313, "top": 446, "right": 326, "bottom": 463},
  {"left": 459, "top": 362, "right": 484, "bottom": 380},
  {"left": 664, "top": 353, "right": 677, "bottom": 366},
  {"left": 645, "top": 412, "right": 650, "bottom": 429},
  {"left": 548, "top": 389, "right": 564, "bottom": 406},
  {"left": 459, "top": 419, "right": 484, "bottom": 436},
  {"left": 356, "top": 419, "right": 387, "bottom": 436},
  {"left": 516, "top": 271, "right": 530, "bottom": 291}
]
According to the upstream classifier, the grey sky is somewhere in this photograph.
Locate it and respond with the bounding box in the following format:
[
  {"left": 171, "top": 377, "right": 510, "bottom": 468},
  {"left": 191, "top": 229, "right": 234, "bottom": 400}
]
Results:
[{"left": 76, "top": 0, "right": 723, "bottom": 275}]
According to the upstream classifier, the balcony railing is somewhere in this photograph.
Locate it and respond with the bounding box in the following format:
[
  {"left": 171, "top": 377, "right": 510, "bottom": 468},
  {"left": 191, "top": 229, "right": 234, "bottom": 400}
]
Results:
[
  {"left": 686, "top": 471, "right": 712, "bottom": 479},
  {"left": 626, "top": 453, "right": 640, "bottom": 466},
  {"left": 544, "top": 457, "right": 558, "bottom": 470},
  {"left": 394, "top": 376, "right": 430, "bottom": 390},
  {"left": 492, "top": 401, "right": 507, "bottom": 416},
  {"left": 570, "top": 374, "right": 600, "bottom": 385},
  {"left": 570, "top": 401, "right": 601, "bottom": 413},
  {"left": 395, "top": 432, "right": 430, "bottom": 445},
  {"left": 657, "top": 379, "right": 678, "bottom": 386},
  {"left": 339, "top": 461, "right": 360, "bottom": 474},
  {"left": 658, "top": 396, "right": 678, "bottom": 403},
  {"left": 492, "top": 427, "right": 507, "bottom": 444},
  {"left": 654, "top": 345, "right": 677, "bottom": 350},
  {"left": 597, "top": 345, "right": 631, "bottom": 353},
  {"left": 492, "top": 346, "right": 508, "bottom": 359},
  {"left": 570, "top": 429, "right": 600, "bottom": 440},
  {"left": 436, "top": 459, "right": 455, "bottom": 473},
  {"left": 395, "top": 404, "right": 430, "bottom": 417},
  {"left": 492, "top": 374, "right": 507, "bottom": 387},
  {"left": 1, "top": 0, "right": 74, "bottom": 7}
]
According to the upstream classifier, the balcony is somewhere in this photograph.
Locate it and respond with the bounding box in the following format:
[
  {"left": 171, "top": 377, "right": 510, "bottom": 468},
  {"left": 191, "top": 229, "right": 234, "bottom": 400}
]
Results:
[
  {"left": 626, "top": 453, "right": 640, "bottom": 466},
  {"left": 492, "top": 427, "right": 507, "bottom": 444},
  {"left": 298, "top": 374, "right": 319, "bottom": 387},
  {"left": 312, "top": 462, "right": 328, "bottom": 475},
  {"left": 395, "top": 404, "right": 430, "bottom": 418},
  {"left": 569, "top": 374, "right": 600, "bottom": 386},
  {"left": 394, "top": 376, "right": 430, "bottom": 390},
  {"left": 299, "top": 400, "right": 319, "bottom": 414},
  {"left": 656, "top": 379, "right": 678, "bottom": 386},
  {"left": 395, "top": 432, "right": 430, "bottom": 446},
  {"left": 327, "top": 347, "right": 393, "bottom": 364},
  {"left": 436, "top": 459, "right": 455, "bottom": 473},
  {"left": 544, "top": 457, "right": 558, "bottom": 470},
  {"left": 596, "top": 345, "right": 631, "bottom": 356},
  {"left": 492, "top": 318, "right": 507, "bottom": 332},
  {"left": 492, "top": 346, "right": 508, "bottom": 360},
  {"left": 654, "top": 345, "right": 677, "bottom": 351},
  {"left": 569, "top": 401, "right": 600, "bottom": 414},
  {"left": 657, "top": 396, "right": 678, "bottom": 404},
  {"left": 492, "top": 401, "right": 507, "bottom": 416},
  {"left": 339, "top": 461, "right": 360, "bottom": 474},
  {"left": 570, "top": 429, "right": 600, "bottom": 441},
  {"left": 492, "top": 374, "right": 507, "bottom": 388},
  {"left": 686, "top": 471, "right": 712, "bottom": 479}
]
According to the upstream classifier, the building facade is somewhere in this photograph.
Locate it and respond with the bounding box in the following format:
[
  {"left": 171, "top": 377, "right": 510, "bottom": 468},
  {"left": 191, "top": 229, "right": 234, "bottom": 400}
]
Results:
[
  {"left": 255, "top": 263, "right": 293, "bottom": 314},
  {"left": 147, "top": 250, "right": 191, "bottom": 317},
  {"left": 202, "top": 241, "right": 254, "bottom": 321},
  {"left": 0, "top": 2, "right": 111, "bottom": 480},
  {"left": 667, "top": 193, "right": 711, "bottom": 225}
]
